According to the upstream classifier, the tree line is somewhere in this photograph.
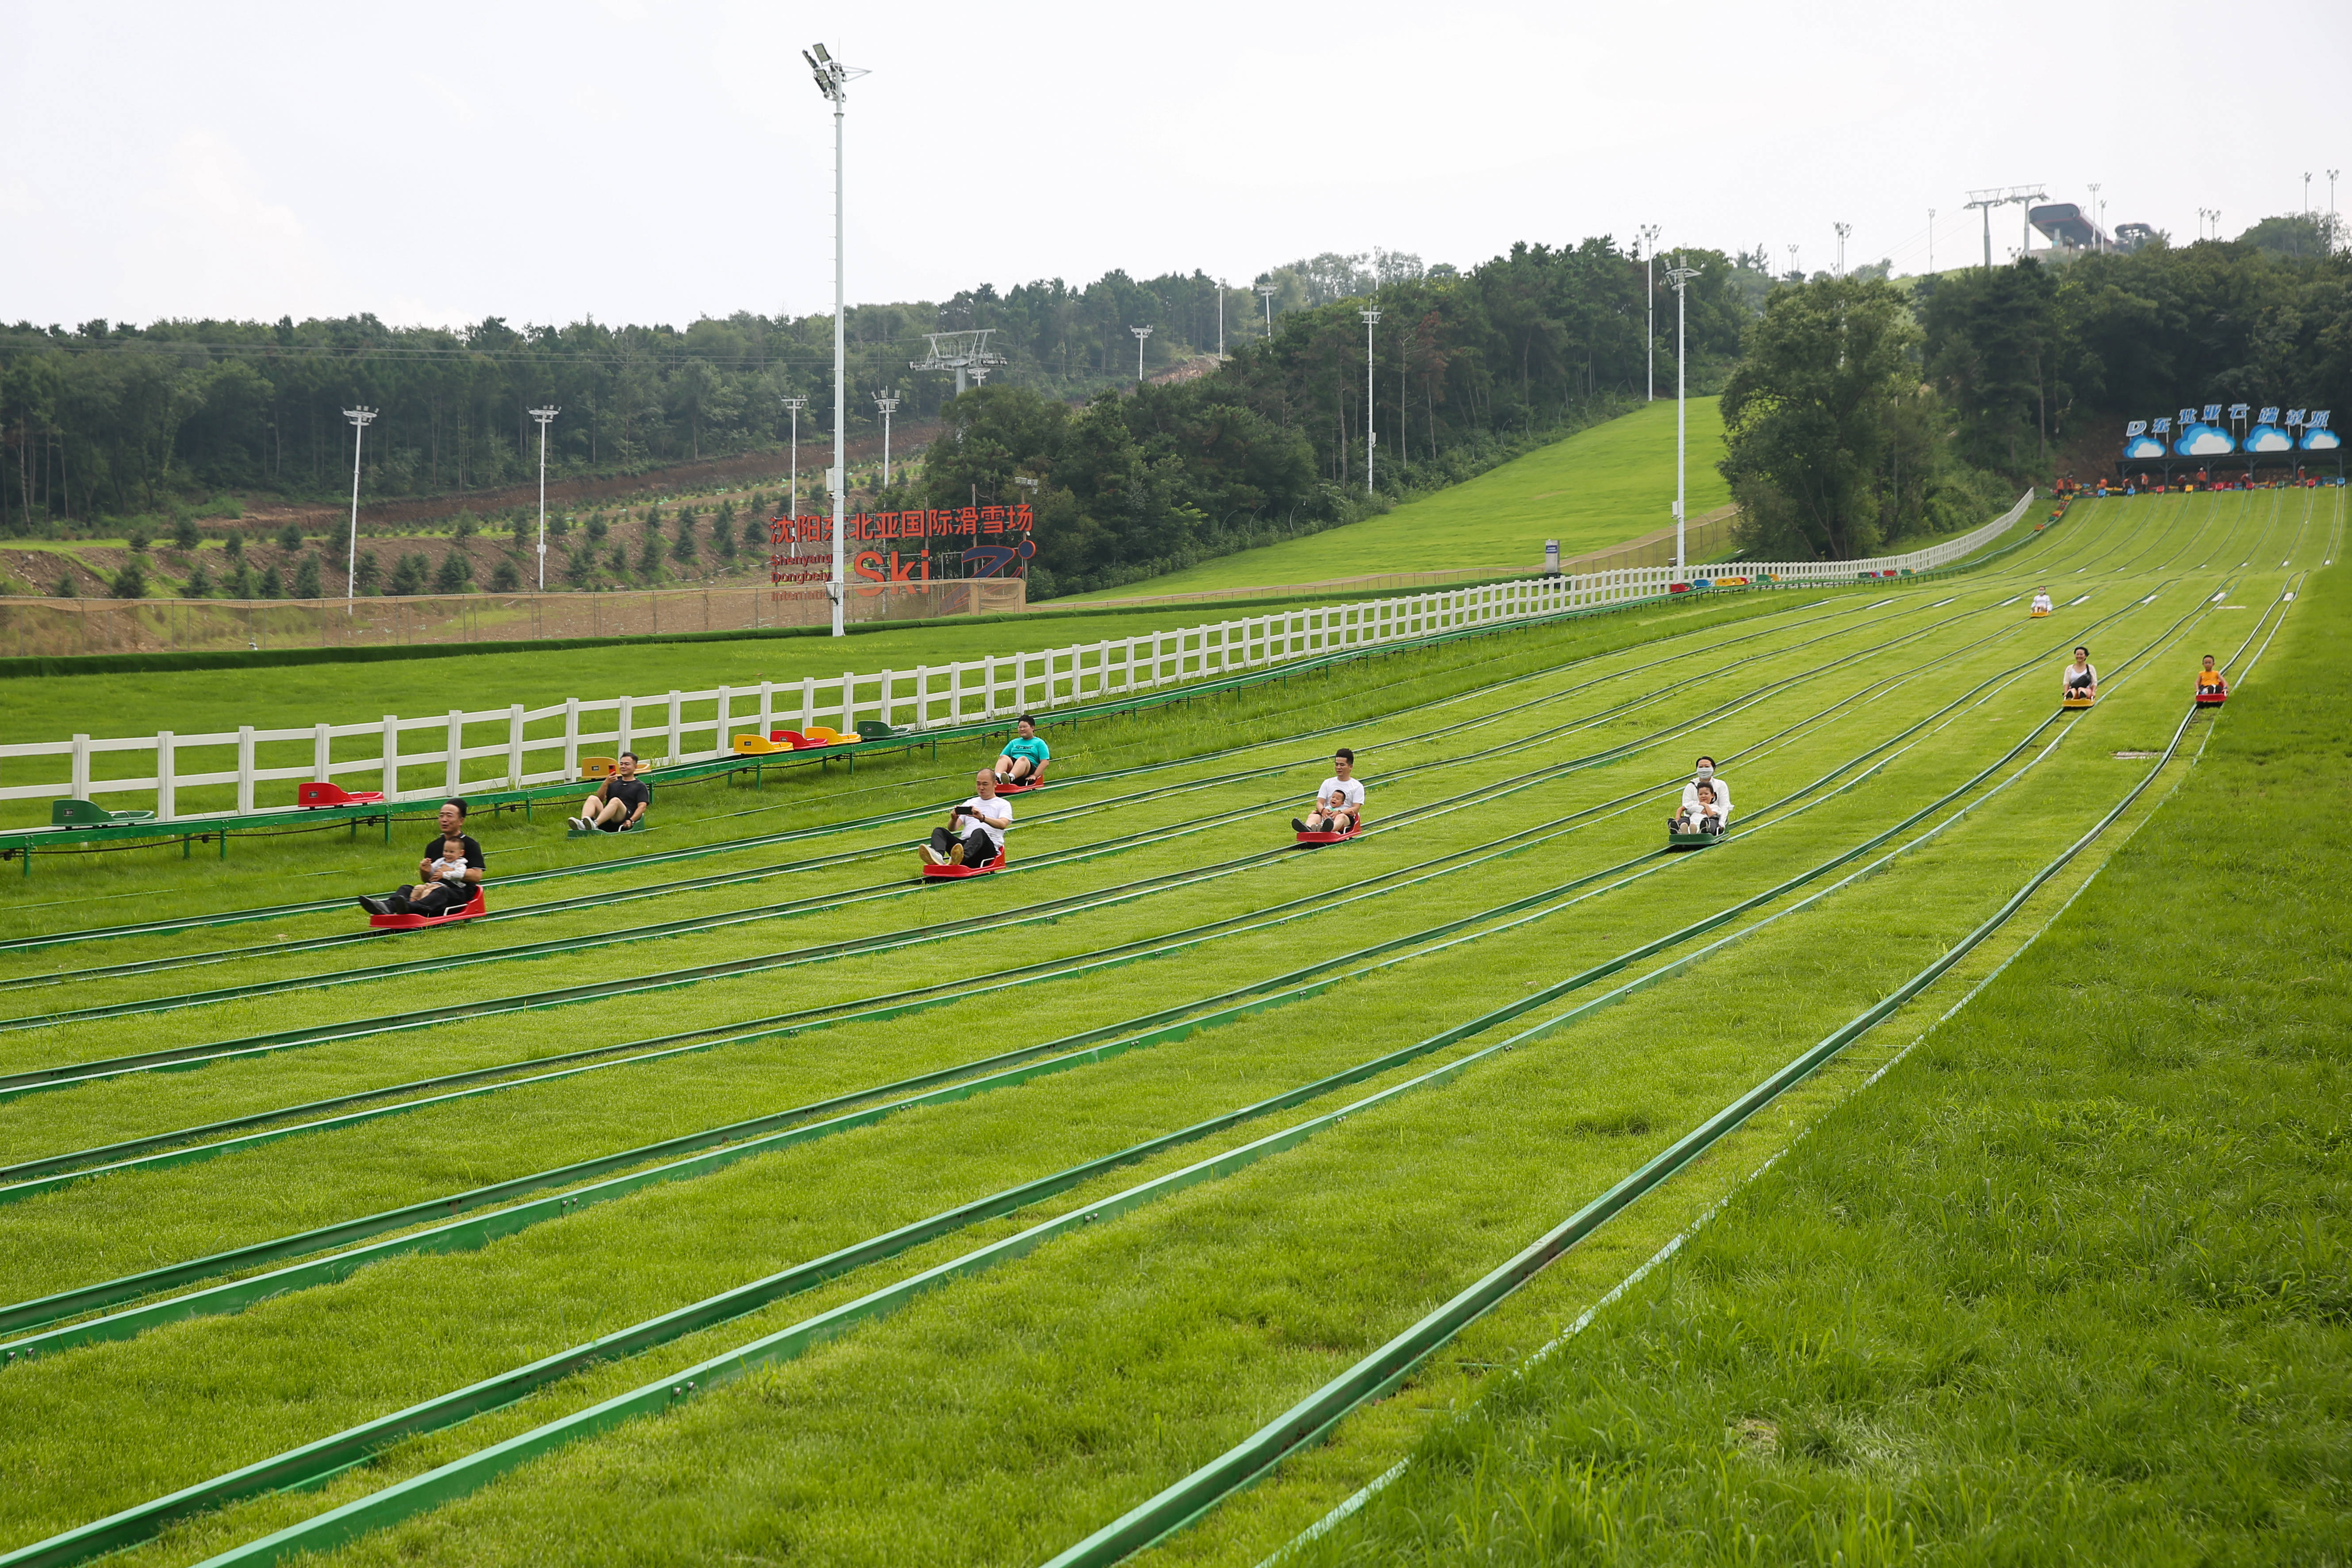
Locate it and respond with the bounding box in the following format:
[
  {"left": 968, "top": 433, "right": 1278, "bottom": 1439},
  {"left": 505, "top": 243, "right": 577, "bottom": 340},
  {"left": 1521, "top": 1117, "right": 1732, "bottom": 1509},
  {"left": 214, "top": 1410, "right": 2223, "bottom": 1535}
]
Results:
[{"left": 1720, "top": 223, "right": 2352, "bottom": 560}]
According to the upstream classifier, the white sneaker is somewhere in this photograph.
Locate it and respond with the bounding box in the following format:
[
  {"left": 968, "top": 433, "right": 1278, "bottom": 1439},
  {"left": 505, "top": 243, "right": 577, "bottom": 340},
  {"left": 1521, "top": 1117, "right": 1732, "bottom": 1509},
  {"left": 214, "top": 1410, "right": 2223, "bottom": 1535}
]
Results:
[
  {"left": 923, "top": 845, "right": 947, "bottom": 866},
  {"left": 567, "top": 817, "right": 587, "bottom": 831}
]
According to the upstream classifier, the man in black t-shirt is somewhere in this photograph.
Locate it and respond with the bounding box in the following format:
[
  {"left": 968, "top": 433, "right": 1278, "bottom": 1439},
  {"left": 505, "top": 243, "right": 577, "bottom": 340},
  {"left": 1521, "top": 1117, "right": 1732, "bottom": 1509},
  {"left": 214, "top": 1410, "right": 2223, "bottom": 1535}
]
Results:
[
  {"left": 571, "top": 751, "right": 651, "bottom": 832},
  {"left": 357, "top": 798, "right": 484, "bottom": 917}
]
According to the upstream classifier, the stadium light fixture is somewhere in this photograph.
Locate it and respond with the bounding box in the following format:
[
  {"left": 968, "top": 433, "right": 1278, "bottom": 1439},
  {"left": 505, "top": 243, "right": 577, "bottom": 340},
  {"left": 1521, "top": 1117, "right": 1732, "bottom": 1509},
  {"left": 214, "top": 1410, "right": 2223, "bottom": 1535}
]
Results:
[
  {"left": 2085, "top": 183, "right": 2101, "bottom": 252},
  {"left": 1360, "top": 307, "right": 1381, "bottom": 495},
  {"left": 872, "top": 389, "right": 901, "bottom": 487},
  {"left": 805, "top": 40, "right": 867, "bottom": 637},
  {"left": 529, "top": 406, "right": 559, "bottom": 590},
  {"left": 1217, "top": 279, "right": 1227, "bottom": 360},
  {"left": 1786, "top": 242, "right": 1799, "bottom": 281},
  {"left": 1665, "top": 258, "right": 1702, "bottom": 576},
  {"left": 1130, "top": 324, "right": 1153, "bottom": 382},
  {"left": 1257, "top": 283, "right": 1277, "bottom": 336},
  {"left": 1928, "top": 208, "right": 1936, "bottom": 272},
  {"left": 341, "top": 406, "right": 375, "bottom": 615},
  {"left": 1638, "top": 224, "right": 1661, "bottom": 400},
  {"left": 1834, "top": 222, "right": 1851, "bottom": 276},
  {"left": 780, "top": 395, "right": 808, "bottom": 517}
]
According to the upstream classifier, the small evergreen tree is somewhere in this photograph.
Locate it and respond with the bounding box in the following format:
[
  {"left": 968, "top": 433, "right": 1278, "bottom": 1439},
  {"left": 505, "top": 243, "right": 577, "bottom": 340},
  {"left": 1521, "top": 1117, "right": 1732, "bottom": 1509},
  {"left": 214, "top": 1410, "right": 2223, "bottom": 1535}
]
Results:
[
  {"left": 434, "top": 553, "right": 474, "bottom": 594},
  {"left": 607, "top": 544, "right": 628, "bottom": 575},
  {"left": 276, "top": 520, "right": 304, "bottom": 552},
  {"left": 258, "top": 564, "right": 285, "bottom": 599},
  {"left": 491, "top": 558, "right": 522, "bottom": 592},
  {"left": 672, "top": 514, "right": 697, "bottom": 565},
  {"left": 587, "top": 512, "right": 609, "bottom": 542},
  {"left": 453, "top": 512, "right": 478, "bottom": 541},
  {"left": 173, "top": 515, "right": 201, "bottom": 552},
  {"left": 389, "top": 553, "right": 428, "bottom": 596},
  {"left": 126, "top": 524, "right": 154, "bottom": 552},
  {"left": 354, "top": 551, "right": 381, "bottom": 594},
  {"left": 51, "top": 571, "right": 75, "bottom": 597},
  {"left": 637, "top": 531, "right": 665, "bottom": 576},
  {"left": 565, "top": 546, "right": 595, "bottom": 587},
  {"left": 185, "top": 563, "right": 215, "bottom": 598},
  {"left": 112, "top": 560, "right": 149, "bottom": 599},
  {"left": 293, "top": 555, "right": 323, "bottom": 598},
  {"left": 224, "top": 533, "right": 245, "bottom": 564},
  {"left": 230, "top": 563, "right": 257, "bottom": 598}
]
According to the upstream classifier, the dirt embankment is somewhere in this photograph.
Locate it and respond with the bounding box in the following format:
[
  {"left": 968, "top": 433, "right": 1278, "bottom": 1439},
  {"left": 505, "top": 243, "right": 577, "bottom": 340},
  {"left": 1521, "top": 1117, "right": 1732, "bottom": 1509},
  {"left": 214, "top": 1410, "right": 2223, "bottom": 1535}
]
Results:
[{"left": 242, "top": 422, "right": 942, "bottom": 534}]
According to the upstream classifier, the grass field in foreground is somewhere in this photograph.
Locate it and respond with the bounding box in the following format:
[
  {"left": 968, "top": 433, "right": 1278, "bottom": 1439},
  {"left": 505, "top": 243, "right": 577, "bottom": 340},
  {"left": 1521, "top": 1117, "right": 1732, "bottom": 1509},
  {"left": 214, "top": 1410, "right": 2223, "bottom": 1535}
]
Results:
[
  {"left": 1059, "top": 399, "right": 1728, "bottom": 602},
  {"left": 1288, "top": 566, "right": 2350, "bottom": 1565}
]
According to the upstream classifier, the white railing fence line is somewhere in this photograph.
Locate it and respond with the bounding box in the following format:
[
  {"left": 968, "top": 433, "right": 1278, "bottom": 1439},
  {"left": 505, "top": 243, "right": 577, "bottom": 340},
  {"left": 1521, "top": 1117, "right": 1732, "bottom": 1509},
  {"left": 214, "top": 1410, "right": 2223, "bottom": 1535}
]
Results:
[{"left": 4, "top": 494, "right": 2032, "bottom": 823}]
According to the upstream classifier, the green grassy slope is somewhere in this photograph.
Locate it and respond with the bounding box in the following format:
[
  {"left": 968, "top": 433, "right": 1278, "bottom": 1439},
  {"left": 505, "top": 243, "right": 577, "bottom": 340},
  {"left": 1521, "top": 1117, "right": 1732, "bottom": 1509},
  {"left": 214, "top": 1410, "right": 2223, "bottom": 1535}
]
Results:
[
  {"left": 1060, "top": 398, "right": 1728, "bottom": 602},
  {"left": 1272, "top": 570, "right": 2351, "bottom": 1564}
]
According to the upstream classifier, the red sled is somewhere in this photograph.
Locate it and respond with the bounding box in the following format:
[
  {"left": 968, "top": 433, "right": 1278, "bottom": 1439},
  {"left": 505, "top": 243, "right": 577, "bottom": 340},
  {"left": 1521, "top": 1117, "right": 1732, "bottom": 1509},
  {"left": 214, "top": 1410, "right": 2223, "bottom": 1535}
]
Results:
[
  {"left": 1294, "top": 824, "right": 1362, "bottom": 845},
  {"left": 369, "top": 889, "right": 488, "bottom": 929},
  {"left": 994, "top": 779, "right": 1046, "bottom": 796},
  {"left": 2194, "top": 691, "right": 2227, "bottom": 707},
  {"left": 299, "top": 781, "right": 387, "bottom": 808},
  {"left": 922, "top": 851, "right": 1007, "bottom": 879}
]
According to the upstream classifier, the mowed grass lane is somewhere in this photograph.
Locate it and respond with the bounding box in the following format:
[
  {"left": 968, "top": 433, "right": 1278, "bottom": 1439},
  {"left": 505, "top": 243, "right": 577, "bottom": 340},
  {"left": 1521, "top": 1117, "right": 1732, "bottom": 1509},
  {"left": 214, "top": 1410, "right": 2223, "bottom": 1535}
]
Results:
[
  {"left": 58, "top": 496, "right": 2309, "bottom": 1568},
  {"left": 1058, "top": 399, "right": 1729, "bottom": 601},
  {"left": 0, "top": 490, "right": 2279, "bottom": 1559},
  {"left": 1256, "top": 552, "right": 2349, "bottom": 1568}
]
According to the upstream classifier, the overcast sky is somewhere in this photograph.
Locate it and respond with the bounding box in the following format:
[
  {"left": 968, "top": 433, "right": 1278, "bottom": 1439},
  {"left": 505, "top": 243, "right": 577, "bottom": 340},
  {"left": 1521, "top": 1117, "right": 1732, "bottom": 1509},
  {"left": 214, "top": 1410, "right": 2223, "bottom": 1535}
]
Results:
[{"left": 4, "top": 0, "right": 2345, "bottom": 332}]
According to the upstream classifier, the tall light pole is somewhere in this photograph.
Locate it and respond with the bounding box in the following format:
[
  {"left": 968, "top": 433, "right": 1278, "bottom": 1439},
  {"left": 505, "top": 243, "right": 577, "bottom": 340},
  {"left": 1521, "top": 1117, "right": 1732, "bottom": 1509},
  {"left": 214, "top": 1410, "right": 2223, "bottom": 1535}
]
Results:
[
  {"left": 1217, "top": 279, "right": 1227, "bottom": 360},
  {"left": 1359, "top": 306, "right": 1380, "bottom": 495},
  {"left": 2084, "top": 183, "right": 2101, "bottom": 251},
  {"left": 872, "top": 389, "right": 900, "bottom": 487},
  {"left": 2329, "top": 169, "right": 2341, "bottom": 246},
  {"left": 1130, "top": 324, "right": 1152, "bottom": 383},
  {"left": 1928, "top": 208, "right": 1937, "bottom": 272},
  {"left": 780, "top": 395, "right": 807, "bottom": 516},
  {"left": 804, "top": 41, "right": 862, "bottom": 637},
  {"left": 529, "top": 406, "right": 559, "bottom": 590},
  {"left": 1638, "top": 224, "right": 1661, "bottom": 400},
  {"left": 1786, "top": 243, "right": 1799, "bottom": 280},
  {"left": 1834, "top": 222, "right": 1851, "bottom": 276},
  {"left": 1257, "top": 284, "right": 1276, "bottom": 336},
  {"left": 1665, "top": 258, "right": 1701, "bottom": 577},
  {"left": 2304, "top": 171, "right": 2313, "bottom": 219},
  {"left": 341, "top": 406, "right": 375, "bottom": 614}
]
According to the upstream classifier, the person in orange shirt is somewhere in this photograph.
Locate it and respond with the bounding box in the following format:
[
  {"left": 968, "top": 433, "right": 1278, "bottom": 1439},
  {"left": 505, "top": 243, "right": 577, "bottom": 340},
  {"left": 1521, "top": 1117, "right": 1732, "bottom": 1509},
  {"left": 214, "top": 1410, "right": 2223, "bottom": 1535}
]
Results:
[{"left": 2197, "top": 655, "right": 2227, "bottom": 697}]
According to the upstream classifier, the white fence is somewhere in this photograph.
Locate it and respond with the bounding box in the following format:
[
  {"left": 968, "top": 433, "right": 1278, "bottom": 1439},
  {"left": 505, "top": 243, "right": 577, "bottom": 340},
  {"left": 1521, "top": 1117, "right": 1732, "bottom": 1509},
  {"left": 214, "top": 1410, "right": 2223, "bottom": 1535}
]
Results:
[{"left": 3, "top": 492, "right": 2030, "bottom": 824}]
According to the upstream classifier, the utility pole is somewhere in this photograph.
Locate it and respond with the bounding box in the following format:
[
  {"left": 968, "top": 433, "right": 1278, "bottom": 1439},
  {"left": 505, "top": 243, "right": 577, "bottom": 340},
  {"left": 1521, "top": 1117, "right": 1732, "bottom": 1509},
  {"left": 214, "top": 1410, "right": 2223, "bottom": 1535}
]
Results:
[
  {"left": 2085, "top": 183, "right": 2100, "bottom": 251},
  {"left": 2331, "top": 170, "right": 2342, "bottom": 248},
  {"left": 1666, "top": 258, "right": 1701, "bottom": 576},
  {"left": 1257, "top": 283, "right": 1276, "bottom": 336},
  {"left": 1130, "top": 324, "right": 1153, "bottom": 383},
  {"left": 1928, "top": 208, "right": 1937, "bottom": 272},
  {"left": 872, "top": 389, "right": 900, "bottom": 487},
  {"left": 1217, "top": 279, "right": 1227, "bottom": 360},
  {"left": 341, "top": 406, "right": 375, "bottom": 614},
  {"left": 804, "top": 41, "right": 863, "bottom": 637},
  {"left": 780, "top": 395, "right": 807, "bottom": 516},
  {"left": 1359, "top": 306, "right": 1380, "bottom": 495},
  {"left": 2305, "top": 171, "right": 2314, "bottom": 219},
  {"left": 529, "top": 406, "right": 559, "bottom": 589},
  {"left": 1639, "top": 224, "right": 1661, "bottom": 400},
  {"left": 1834, "top": 222, "right": 1851, "bottom": 276}
]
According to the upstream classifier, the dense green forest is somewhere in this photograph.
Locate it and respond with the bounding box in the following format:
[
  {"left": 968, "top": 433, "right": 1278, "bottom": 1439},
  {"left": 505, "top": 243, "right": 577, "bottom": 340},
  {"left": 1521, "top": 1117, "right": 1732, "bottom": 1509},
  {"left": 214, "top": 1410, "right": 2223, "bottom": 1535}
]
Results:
[
  {"left": 1719, "top": 226, "right": 2352, "bottom": 560},
  {"left": 0, "top": 238, "right": 1760, "bottom": 594}
]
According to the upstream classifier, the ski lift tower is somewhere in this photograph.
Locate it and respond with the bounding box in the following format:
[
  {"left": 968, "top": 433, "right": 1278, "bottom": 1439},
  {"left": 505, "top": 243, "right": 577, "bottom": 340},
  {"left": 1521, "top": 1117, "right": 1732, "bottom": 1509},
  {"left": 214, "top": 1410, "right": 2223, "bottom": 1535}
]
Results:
[
  {"left": 911, "top": 330, "right": 1008, "bottom": 396},
  {"left": 1962, "top": 185, "right": 2046, "bottom": 270}
]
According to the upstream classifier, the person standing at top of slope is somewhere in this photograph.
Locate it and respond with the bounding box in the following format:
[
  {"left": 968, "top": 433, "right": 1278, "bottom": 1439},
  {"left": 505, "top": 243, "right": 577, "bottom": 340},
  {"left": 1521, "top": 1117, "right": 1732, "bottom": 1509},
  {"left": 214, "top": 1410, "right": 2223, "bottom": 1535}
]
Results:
[
  {"left": 1295, "top": 748, "right": 1366, "bottom": 834},
  {"left": 925, "top": 770, "right": 1013, "bottom": 868},
  {"left": 1669, "top": 756, "right": 1730, "bottom": 834}
]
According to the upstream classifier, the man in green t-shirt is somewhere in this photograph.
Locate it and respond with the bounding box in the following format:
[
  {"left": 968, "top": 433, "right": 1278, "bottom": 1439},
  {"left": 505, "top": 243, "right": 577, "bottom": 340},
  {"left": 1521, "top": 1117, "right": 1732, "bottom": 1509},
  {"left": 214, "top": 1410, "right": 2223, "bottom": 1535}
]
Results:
[{"left": 994, "top": 714, "right": 1051, "bottom": 786}]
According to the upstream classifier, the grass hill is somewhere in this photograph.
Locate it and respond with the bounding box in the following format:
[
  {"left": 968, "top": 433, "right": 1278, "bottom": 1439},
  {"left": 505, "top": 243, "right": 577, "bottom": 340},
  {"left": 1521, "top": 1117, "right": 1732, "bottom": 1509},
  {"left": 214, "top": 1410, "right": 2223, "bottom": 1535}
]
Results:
[{"left": 1059, "top": 397, "right": 1727, "bottom": 601}]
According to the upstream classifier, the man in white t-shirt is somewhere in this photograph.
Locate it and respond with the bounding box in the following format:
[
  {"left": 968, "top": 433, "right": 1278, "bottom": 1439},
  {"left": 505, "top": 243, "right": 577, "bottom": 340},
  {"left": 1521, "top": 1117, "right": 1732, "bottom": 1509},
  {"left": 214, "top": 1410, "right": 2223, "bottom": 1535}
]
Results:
[
  {"left": 1670, "top": 755, "right": 1730, "bottom": 832},
  {"left": 1296, "top": 748, "right": 1366, "bottom": 834},
  {"left": 925, "top": 770, "right": 1013, "bottom": 867}
]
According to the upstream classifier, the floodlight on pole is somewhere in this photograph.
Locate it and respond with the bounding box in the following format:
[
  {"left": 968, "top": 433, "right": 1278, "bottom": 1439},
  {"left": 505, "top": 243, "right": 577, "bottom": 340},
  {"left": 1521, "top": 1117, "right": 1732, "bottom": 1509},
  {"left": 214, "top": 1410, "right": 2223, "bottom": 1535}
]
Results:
[
  {"left": 2085, "top": 183, "right": 2101, "bottom": 251},
  {"left": 1928, "top": 208, "right": 1937, "bottom": 272},
  {"left": 804, "top": 40, "right": 867, "bottom": 638},
  {"left": 2305, "top": 171, "right": 2313, "bottom": 219},
  {"left": 1217, "top": 279, "right": 1227, "bottom": 360},
  {"left": 1359, "top": 307, "right": 1380, "bottom": 495},
  {"left": 341, "top": 406, "right": 375, "bottom": 615},
  {"left": 1665, "top": 258, "right": 1701, "bottom": 577},
  {"left": 1833, "top": 222, "right": 1851, "bottom": 276},
  {"left": 1786, "top": 242, "right": 1799, "bottom": 280},
  {"left": 1638, "top": 224, "right": 1661, "bottom": 400},
  {"left": 1130, "top": 324, "right": 1153, "bottom": 383},
  {"left": 780, "top": 395, "right": 808, "bottom": 517},
  {"left": 528, "top": 406, "right": 559, "bottom": 590},
  {"left": 1257, "top": 283, "right": 1276, "bottom": 336},
  {"left": 872, "top": 389, "right": 901, "bottom": 487}
]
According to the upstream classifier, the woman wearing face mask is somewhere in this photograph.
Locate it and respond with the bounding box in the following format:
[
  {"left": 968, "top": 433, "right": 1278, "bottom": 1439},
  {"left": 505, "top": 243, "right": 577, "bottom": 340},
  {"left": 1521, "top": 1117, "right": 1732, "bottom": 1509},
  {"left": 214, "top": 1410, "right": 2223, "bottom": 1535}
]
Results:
[{"left": 1670, "top": 756, "right": 1730, "bottom": 833}]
